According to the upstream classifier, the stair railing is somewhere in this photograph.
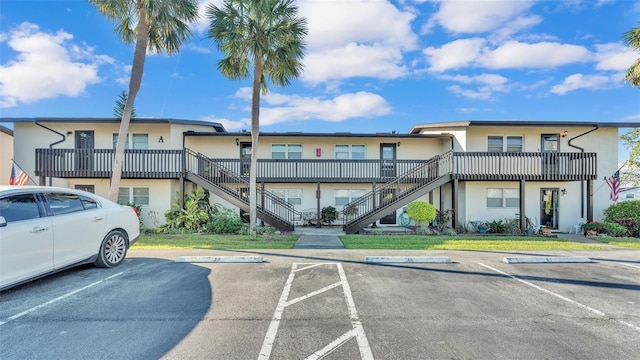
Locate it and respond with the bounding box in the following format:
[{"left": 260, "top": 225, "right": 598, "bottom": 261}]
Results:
[{"left": 343, "top": 151, "right": 454, "bottom": 227}]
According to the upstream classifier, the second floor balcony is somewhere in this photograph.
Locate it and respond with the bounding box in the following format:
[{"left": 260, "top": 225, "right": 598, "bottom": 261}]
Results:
[{"left": 34, "top": 148, "right": 598, "bottom": 182}]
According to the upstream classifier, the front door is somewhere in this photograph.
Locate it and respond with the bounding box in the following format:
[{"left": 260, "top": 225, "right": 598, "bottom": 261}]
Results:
[
  {"left": 380, "top": 143, "right": 396, "bottom": 178},
  {"left": 240, "top": 142, "right": 252, "bottom": 176},
  {"left": 379, "top": 188, "right": 396, "bottom": 224},
  {"left": 540, "top": 188, "right": 559, "bottom": 229},
  {"left": 75, "top": 131, "right": 94, "bottom": 171},
  {"left": 541, "top": 134, "right": 559, "bottom": 175}
]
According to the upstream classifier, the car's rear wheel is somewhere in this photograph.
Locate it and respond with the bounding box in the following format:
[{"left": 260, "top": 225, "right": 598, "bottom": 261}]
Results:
[{"left": 95, "top": 229, "right": 128, "bottom": 268}]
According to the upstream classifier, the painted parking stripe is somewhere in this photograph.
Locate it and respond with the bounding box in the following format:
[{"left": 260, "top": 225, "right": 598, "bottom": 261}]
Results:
[
  {"left": 478, "top": 262, "right": 640, "bottom": 333},
  {"left": 0, "top": 272, "right": 123, "bottom": 327},
  {"left": 258, "top": 263, "right": 373, "bottom": 360}
]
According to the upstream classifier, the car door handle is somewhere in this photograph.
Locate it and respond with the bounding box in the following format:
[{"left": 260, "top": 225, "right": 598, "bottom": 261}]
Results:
[
  {"left": 92, "top": 216, "right": 104, "bottom": 222},
  {"left": 30, "top": 226, "right": 48, "bottom": 233}
]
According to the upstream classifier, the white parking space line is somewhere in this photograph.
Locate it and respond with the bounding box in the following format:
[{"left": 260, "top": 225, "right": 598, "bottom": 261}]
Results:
[
  {"left": 478, "top": 263, "right": 640, "bottom": 333},
  {"left": 258, "top": 263, "right": 373, "bottom": 360},
  {"left": 0, "top": 272, "right": 123, "bottom": 326},
  {"left": 617, "top": 262, "right": 640, "bottom": 270}
]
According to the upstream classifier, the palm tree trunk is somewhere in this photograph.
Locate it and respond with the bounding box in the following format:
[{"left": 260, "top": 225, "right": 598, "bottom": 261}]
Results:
[
  {"left": 249, "top": 53, "right": 263, "bottom": 235},
  {"left": 108, "top": 10, "right": 149, "bottom": 202}
]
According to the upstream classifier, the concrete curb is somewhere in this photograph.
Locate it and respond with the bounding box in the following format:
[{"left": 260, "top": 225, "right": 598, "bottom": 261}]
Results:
[
  {"left": 365, "top": 256, "right": 454, "bottom": 264},
  {"left": 503, "top": 256, "right": 592, "bottom": 264},
  {"left": 175, "top": 256, "right": 264, "bottom": 263}
]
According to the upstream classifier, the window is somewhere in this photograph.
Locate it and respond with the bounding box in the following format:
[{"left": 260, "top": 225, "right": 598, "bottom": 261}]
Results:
[
  {"left": 43, "top": 193, "right": 84, "bottom": 215},
  {"left": 335, "top": 145, "right": 366, "bottom": 159},
  {"left": 272, "top": 189, "right": 302, "bottom": 205},
  {"left": 335, "top": 189, "right": 365, "bottom": 206},
  {"left": 0, "top": 194, "right": 40, "bottom": 222},
  {"left": 113, "top": 133, "right": 149, "bottom": 149},
  {"left": 488, "top": 136, "right": 522, "bottom": 152},
  {"left": 118, "top": 187, "right": 149, "bottom": 206},
  {"left": 487, "top": 188, "right": 519, "bottom": 208},
  {"left": 271, "top": 144, "right": 301, "bottom": 159}
]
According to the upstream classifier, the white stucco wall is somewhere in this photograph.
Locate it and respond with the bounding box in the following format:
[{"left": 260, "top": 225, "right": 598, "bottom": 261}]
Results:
[{"left": 0, "top": 129, "right": 13, "bottom": 185}]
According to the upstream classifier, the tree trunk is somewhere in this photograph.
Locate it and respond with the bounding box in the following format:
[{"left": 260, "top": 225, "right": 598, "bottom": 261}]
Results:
[
  {"left": 108, "top": 9, "right": 149, "bottom": 202},
  {"left": 249, "top": 53, "right": 263, "bottom": 235}
]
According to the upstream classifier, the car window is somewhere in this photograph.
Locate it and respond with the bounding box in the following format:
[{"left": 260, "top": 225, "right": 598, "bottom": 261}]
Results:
[
  {"left": 80, "top": 195, "right": 99, "bottom": 210},
  {"left": 43, "top": 193, "right": 85, "bottom": 216},
  {"left": 0, "top": 193, "right": 41, "bottom": 222}
]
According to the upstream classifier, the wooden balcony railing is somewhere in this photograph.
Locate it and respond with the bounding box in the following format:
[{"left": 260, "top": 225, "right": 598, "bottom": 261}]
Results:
[
  {"left": 35, "top": 148, "right": 183, "bottom": 178},
  {"left": 453, "top": 152, "right": 597, "bottom": 181},
  {"left": 34, "top": 148, "right": 598, "bottom": 182}
]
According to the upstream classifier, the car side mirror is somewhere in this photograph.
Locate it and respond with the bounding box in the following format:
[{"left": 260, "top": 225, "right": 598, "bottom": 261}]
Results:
[{"left": 0, "top": 216, "right": 6, "bottom": 227}]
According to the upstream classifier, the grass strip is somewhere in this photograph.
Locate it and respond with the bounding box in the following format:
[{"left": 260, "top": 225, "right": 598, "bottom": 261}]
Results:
[
  {"left": 132, "top": 233, "right": 298, "bottom": 250},
  {"left": 588, "top": 236, "right": 640, "bottom": 249},
  {"left": 340, "top": 235, "right": 605, "bottom": 251}
]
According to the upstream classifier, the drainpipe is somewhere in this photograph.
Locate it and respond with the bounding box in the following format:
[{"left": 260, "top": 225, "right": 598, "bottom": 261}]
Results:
[
  {"left": 36, "top": 122, "right": 67, "bottom": 186},
  {"left": 567, "top": 126, "right": 599, "bottom": 218}
]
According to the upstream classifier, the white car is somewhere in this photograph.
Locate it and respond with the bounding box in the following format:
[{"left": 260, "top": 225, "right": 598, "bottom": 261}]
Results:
[{"left": 0, "top": 186, "right": 140, "bottom": 290}]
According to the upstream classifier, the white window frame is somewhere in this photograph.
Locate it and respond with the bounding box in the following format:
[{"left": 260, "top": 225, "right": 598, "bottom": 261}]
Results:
[
  {"left": 118, "top": 187, "right": 150, "bottom": 206},
  {"left": 113, "top": 133, "right": 149, "bottom": 150},
  {"left": 272, "top": 189, "right": 302, "bottom": 206},
  {"left": 335, "top": 145, "right": 366, "bottom": 159},
  {"left": 486, "top": 188, "right": 519, "bottom": 208},
  {"left": 487, "top": 136, "right": 522, "bottom": 152},
  {"left": 271, "top": 144, "right": 302, "bottom": 159},
  {"left": 335, "top": 189, "right": 365, "bottom": 206}
]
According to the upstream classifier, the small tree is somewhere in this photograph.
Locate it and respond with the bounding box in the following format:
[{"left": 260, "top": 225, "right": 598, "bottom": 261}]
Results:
[
  {"left": 406, "top": 201, "right": 436, "bottom": 227},
  {"left": 113, "top": 90, "right": 136, "bottom": 118}
]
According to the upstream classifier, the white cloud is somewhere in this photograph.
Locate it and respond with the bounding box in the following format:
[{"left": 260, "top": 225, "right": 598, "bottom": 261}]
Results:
[
  {"left": 425, "top": 0, "right": 538, "bottom": 37},
  {"left": 225, "top": 87, "right": 391, "bottom": 127},
  {"left": 593, "top": 43, "right": 638, "bottom": 71},
  {"left": 479, "top": 41, "right": 591, "bottom": 69},
  {"left": 425, "top": 39, "right": 592, "bottom": 72},
  {"left": 201, "top": 115, "right": 249, "bottom": 131},
  {"left": 550, "top": 73, "right": 622, "bottom": 95},
  {"left": 441, "top": 73, "right": 510, "bottom": 100},
  {"left": 0, "top": 23, "right": 106, "bottom": 108},
  {"left": 424, "top": 38, "right": 486, "bottom": 72}
]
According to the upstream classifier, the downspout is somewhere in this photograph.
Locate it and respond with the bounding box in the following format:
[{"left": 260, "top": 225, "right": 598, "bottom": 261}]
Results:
[
  {"left": 567, "top": 126, "right": 599, "bottom": 218},
  {"left": 36, "top": 122, "right": 66, "bottom": 186}
]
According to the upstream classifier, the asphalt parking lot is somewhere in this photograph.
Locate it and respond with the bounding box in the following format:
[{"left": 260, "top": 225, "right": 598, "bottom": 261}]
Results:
[{"left": 1, "top": 248, "right": 639, "bottom": 360}]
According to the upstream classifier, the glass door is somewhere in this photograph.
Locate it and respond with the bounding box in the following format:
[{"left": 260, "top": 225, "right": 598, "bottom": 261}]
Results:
[
  {"left": 240, "top": 142, "right": 251, "bottom": 176},
  {"left": 380, "top": 143, "right": 397, "bottom": 178},
  {"left": 75, "top": 130, "right": 94, "bottom": 171},
  {"left": 541, "top": 134, "right": 559, "bottom": 175},
  {"left": 540, "top": 188, "right": 559, "bottom": 229}
]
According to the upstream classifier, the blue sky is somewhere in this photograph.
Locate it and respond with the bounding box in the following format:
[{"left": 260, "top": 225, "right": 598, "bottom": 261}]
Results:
[{"left": 0, "top": 0, "right": 639, "bottom": 160}]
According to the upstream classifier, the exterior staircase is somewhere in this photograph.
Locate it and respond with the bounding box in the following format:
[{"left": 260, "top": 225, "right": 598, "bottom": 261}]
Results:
[
  {"left": 343, "top": 151, "right": 454, "bottom": 234},
  {"left": 184, "top": 149, "right": 295, "bottom": 232}
]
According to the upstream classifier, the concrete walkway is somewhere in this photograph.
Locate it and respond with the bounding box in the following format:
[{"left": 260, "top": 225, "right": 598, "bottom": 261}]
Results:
[{"left": 292, "top": 226, "right": 345, "bottom": 249}]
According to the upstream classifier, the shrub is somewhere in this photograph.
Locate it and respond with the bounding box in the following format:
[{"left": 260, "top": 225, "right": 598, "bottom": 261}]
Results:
[
  {"left": 434, "top": 208, "right": 454, "bottom": 232},
  {"left": 206, "top": 207, "right": 244, "bottom": 234},
  {"left": 321, "top": 206, "right": 337, "bottom": 224},
  {"left": 613, "top": 218, "right": 640, "bottom": 237},
  {"left": 406, "top": 201, "right": 436, "bottom": 227},
  {"left": 487, "top": 220, "right": 506, "bottom": 233},
  {"left": 600, "top": 222, "right": 627, "bottom": 237},
  {"left": 603, "top": 200, "right": 640, "bottom": 222}
]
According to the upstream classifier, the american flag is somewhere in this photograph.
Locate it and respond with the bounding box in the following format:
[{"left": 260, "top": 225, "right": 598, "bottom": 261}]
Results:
[
  {"left": 605, "top": 171, "right": 620, "bottom": 205},
  {"left": 9, "top": 164, "right": 30, "bottom": 186}
]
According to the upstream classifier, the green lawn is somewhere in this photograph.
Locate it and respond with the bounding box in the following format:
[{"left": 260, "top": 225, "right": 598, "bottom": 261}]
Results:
[
  {"left": 339, "top": 235, "right": 605, "bottom": 250},
  {"left": 133, "top": 233, "right": 612, "bottom": 251},
  {"left": 588, "top": 236, "right": 640, "bottom": 249},
  {"left": 132, "top": 233, "right": 299, "bottom": 250}
]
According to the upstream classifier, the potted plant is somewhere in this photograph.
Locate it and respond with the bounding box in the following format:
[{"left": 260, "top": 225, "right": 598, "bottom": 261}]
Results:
[
  {"left": 476, "top": 222, "right": 489, "bottom": 234},
  {"left": 581, "top": 221, "right": 600, "bottom": 237}
]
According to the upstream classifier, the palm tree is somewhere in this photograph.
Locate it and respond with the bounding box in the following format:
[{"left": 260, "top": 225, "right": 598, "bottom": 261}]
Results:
[
  {"left": 113, "top": 90, "right": 136, "bottom": 118},
  {"left": 623, "top": 22, "right": 640, "bottom": 86},
  {"left": 206, "top": 0, "right": 307, "bottom": 234},
  {"left": 89, "top": 0, "right": 199, "bottom": 201}
]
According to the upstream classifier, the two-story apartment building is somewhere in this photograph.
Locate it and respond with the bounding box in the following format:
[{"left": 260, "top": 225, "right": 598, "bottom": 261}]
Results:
[
  {"left": 0, "top": 125, "right": 14, "bottom": 185},
  {"left": 2, "top": 117, "right": 635, "bottom": 234}
]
